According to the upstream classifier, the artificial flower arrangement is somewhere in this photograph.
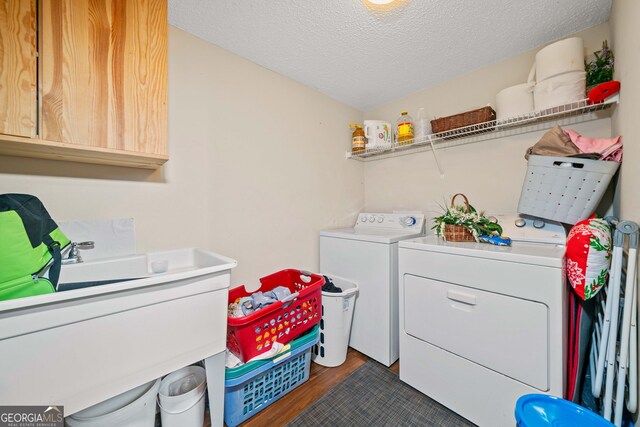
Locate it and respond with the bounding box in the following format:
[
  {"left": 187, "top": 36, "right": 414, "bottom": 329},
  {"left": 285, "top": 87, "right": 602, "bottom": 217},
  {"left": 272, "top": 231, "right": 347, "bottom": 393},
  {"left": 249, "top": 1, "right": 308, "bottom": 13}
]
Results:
[
  {"left": 585, "top": 40, "right": 614, "bottom": 87},
  {"left": 433, "top": 194, "right": 503, "bottom": 242}
]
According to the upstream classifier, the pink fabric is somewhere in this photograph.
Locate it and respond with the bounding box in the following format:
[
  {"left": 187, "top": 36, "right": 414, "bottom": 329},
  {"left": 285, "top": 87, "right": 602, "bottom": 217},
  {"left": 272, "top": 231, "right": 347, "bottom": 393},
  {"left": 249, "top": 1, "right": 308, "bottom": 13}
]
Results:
[{"left": 563, "top": 129, "right": 623, "bottom": 162}]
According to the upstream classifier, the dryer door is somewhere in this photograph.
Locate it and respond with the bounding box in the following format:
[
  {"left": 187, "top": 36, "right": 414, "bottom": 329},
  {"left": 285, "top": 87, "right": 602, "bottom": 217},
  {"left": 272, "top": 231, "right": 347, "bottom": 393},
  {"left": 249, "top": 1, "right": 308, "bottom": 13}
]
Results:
[{"left": 404, "top": 274, "right": 549, "bottom": 390}]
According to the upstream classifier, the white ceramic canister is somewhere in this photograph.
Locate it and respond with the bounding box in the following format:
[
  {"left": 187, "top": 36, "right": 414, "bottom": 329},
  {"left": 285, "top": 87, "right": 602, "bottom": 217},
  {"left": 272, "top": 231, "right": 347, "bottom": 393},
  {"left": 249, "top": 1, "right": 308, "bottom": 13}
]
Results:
[
  {"left": 533, "top": 71, "right": 586, "bottom": 111},
  {"left": 530, "top": 37, "right": 584, "bottom": 83},
  {"left": 495, "top": 83, "right": 534, "bottom": 121},
  {"left": 363, "top": 120, "right": 393, "bottom": 149}
]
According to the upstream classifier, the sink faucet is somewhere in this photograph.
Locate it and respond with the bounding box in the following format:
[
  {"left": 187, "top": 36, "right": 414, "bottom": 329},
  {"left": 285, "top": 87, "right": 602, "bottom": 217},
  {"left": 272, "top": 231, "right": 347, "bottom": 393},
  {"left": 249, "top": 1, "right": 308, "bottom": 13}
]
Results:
[{"left": 62, "top": 241, "right": 95, "bottom": 265}]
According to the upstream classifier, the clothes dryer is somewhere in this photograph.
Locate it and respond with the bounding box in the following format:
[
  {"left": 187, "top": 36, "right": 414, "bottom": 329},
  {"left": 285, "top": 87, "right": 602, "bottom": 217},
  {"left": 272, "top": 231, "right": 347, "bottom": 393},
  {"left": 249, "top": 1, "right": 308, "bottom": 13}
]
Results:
[
  {"left": 320, "top": 213, "right": 425, "bottom": 366},
  {"left": 398, "top": 229, "right": 567, "bottom": 427}
]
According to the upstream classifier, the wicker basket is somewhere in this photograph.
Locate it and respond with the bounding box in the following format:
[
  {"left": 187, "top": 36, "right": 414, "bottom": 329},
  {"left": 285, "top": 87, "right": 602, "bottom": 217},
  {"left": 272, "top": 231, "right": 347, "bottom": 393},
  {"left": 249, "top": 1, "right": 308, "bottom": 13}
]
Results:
[
  {"left": 431, "top": 106, "right": 496, "bottom": 139},
  {"left": 443, "top": 194, "right": 476, "bottom": 242}
]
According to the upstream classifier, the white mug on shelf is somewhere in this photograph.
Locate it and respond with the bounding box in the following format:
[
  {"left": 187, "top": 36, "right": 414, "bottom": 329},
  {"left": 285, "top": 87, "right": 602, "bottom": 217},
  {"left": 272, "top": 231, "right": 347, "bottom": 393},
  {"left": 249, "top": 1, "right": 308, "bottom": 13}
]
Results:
[{"left": 363, "top": 120, "right": 393, "bottom": 149}]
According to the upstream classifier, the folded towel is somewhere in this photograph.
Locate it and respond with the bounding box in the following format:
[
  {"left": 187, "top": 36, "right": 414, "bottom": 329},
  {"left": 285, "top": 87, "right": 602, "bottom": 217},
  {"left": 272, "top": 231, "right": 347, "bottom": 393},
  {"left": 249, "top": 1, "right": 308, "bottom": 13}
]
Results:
[{"left": 563, "top": 129, "right": 623, "bottom": 162}]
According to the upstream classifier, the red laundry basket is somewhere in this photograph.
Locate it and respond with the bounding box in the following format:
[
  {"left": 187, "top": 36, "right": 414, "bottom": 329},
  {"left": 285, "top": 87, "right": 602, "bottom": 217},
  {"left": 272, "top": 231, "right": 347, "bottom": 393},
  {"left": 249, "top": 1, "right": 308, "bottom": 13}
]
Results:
[{"left": 227, "top": 269, "right": 324, "bottom": 362}]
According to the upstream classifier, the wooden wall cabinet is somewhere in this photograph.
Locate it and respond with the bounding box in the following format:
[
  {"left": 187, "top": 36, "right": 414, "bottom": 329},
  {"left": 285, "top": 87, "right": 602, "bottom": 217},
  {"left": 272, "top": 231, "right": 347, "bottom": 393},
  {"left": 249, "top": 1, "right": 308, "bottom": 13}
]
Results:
[
  {"left": 0, "top": 0, "right": 37, "bottom": 138},
  {"left": 0, "top": 0, "right": 168, "bottom": 169}
]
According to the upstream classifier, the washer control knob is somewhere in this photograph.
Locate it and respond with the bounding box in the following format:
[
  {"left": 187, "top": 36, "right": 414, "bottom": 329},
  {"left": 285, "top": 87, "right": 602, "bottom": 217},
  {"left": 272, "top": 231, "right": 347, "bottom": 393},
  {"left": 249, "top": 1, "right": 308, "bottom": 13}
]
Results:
[
  {"left": 368, "top": 215, "right": 375, "bottom": 223},
  {"left": 377, "top": 216, "right": 384, "bottom": 223},
  {"left": 533, "top": 219, "right": 546, "bottom": 229},
  {"left": 515, "top": 218, "right": 526, "bottom": 228},
  {"left": 403, "top": 216, "right": 417, "bottom": 226}
]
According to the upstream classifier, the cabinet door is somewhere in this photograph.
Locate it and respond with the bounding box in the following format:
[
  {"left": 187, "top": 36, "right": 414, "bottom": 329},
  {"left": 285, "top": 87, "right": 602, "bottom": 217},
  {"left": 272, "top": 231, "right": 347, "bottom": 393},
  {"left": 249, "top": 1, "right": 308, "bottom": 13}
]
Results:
[
  {"left": 0, "top": 0, "right": 36, "bottom": 138},
  {"left": 40, "top": 0, "right": 167, "bottom": 155}
]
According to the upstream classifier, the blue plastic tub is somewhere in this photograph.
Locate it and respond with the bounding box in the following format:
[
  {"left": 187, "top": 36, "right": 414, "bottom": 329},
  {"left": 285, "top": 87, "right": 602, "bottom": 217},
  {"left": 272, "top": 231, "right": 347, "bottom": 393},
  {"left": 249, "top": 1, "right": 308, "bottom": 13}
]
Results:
[
  {"left": 515, "top": 394, "right": 615, "bottom": 426},
  {"left": 224, "top": 327, "right": 319, "bottom": 427}
]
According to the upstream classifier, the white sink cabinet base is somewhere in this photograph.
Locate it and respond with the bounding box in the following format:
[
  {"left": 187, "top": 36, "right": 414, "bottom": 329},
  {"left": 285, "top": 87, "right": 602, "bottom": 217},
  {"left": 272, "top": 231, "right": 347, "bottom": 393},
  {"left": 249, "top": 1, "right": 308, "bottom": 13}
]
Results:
[
  {"left": 204, "top": 351, "right": 226, "bottom": 427},
  {"left": 0, "top": 248, "right": 236, "bottom": 427}
]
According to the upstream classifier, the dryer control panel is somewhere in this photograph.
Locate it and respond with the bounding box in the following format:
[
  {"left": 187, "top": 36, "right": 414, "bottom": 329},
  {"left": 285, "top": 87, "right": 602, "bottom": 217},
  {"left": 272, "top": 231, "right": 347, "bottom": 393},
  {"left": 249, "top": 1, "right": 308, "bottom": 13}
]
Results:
[
  {"left": 355, "top": 213, "right": 425, "bottom": 230},
  {"left": 494, "top": 214, "right": 566, "bottom": 245}
]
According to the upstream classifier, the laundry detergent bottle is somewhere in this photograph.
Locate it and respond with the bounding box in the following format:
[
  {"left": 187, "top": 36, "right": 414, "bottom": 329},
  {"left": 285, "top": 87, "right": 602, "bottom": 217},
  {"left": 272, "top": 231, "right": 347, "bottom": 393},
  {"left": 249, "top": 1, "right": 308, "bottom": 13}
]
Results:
[
  {"left": 350, "top": 122, "right": 367, "bottom": 153},
  {"left": 396, "top": 111, "right": 414, "bottom": 145}
]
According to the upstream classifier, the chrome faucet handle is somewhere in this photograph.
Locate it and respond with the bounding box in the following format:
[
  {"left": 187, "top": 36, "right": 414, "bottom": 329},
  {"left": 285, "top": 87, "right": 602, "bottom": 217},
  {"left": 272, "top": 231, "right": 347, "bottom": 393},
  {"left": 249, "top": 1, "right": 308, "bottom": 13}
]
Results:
[
  {"left": 61, "top": 241, "right": 94, "bottom": 265},
  {"left": 68, "top": 242, "right": 79, "bottom": 255},
  {"left": 62, "top": 244, "right": 80, "bottom": 264},
  {"left": 75, "top": 241, "right": 95, "bottom": 250}
]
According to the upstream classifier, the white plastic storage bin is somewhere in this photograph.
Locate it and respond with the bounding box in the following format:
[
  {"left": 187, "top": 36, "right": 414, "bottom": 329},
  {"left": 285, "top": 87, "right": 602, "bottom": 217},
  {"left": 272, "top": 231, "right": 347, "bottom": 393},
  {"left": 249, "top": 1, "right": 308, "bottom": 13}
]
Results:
[
  {"left": 533, "top": 71, "right": 586, "bottom": 111},
  {"left": 312, "top": 276, "right": 358, "bottom": 367},
  {"left": 532, "top": 37, "right": 584, "bottom": 82},
  {"left": 496, "top": 83, "right": 534, "bottom": 121},
  {"left": 518, "top": 155, "right": 620, "bottom": 224}
]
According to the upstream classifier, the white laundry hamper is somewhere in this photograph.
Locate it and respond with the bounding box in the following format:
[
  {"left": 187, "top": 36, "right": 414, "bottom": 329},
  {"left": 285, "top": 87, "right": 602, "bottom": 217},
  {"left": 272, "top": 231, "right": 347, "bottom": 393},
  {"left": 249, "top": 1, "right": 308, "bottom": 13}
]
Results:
[
  {"left": 518, "top": 155, "right": 620, "bottom": 224},
  {"left": 312, "top": 276, "right": 358, "bottom": 367}
]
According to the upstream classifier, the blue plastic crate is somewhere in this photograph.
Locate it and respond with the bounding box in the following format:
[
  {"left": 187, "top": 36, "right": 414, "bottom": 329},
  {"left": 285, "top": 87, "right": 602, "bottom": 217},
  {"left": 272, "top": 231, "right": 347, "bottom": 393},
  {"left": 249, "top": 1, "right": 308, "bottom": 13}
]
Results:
[{"left": 224, "top": 328, "right": 318, "bottom": 427}]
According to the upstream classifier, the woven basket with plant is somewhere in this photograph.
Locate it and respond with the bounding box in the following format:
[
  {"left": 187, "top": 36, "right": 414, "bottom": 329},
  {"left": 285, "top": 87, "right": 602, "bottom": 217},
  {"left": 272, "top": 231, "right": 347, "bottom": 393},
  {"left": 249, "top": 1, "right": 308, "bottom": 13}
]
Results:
[{"left": 433, "top": 193, "right": 503, "bottom": 242}]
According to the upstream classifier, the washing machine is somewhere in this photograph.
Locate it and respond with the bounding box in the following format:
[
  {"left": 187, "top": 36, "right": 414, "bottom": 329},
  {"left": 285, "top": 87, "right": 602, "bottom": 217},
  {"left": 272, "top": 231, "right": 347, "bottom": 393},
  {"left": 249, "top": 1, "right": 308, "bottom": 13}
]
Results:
[
  {"left": 320, "top": 212, "right": 425, "bottom": 366},
  {"left": 398, "top": 215, "right": 567, "bottom": 427}
]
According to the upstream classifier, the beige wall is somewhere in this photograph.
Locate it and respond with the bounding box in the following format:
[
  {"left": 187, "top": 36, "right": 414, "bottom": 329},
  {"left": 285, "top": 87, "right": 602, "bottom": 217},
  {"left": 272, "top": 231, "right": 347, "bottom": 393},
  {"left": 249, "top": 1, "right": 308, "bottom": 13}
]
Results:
[
  {"left": 0, "top": 26, "right": 364, "bottom": 287},
  {"left": 0, "top": 20, "right": 628, "bottom": 288},
  {"left": 363, "top": 23, "right": 612, "bottom": 223},
  {"left": 610, "top": 0, "right": 640, "bottom": 223},
  {"left": 169, "top": 27, "right": 365, "bottom": 286},
  {"left": 610, "top": 0, "right": 640, "bottom": 414}
]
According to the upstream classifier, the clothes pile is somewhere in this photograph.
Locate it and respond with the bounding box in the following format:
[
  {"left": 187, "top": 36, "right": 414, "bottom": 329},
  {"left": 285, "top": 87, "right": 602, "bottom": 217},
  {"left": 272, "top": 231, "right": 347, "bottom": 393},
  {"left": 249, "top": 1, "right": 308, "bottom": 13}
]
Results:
[
  {"left": 321, "top": 275, "right": 342, "bottom": 293},
  {"left": 228, "top": 285, "right": 292, "bottom": 318},
  {"left": 525, "top": 125, "right": 622, "bottom": 162},
  {"left": 225, "top": 341, "right": 292, "bottom": 368}
]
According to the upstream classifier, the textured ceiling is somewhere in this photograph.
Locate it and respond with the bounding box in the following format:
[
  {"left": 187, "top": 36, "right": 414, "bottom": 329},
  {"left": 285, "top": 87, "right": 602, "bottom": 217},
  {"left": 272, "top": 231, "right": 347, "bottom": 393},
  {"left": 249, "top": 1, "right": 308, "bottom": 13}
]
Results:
[{"left": 168, "top": 0, "right": 611, "bottom": 111}]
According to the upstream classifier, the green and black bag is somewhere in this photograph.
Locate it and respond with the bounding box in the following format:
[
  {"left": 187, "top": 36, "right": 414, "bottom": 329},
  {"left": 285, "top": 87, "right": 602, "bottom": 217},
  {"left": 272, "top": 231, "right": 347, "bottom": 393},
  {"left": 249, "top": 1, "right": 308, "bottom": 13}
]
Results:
[{"left": 0, "top": 194, "right": 71, "bottom": 301}]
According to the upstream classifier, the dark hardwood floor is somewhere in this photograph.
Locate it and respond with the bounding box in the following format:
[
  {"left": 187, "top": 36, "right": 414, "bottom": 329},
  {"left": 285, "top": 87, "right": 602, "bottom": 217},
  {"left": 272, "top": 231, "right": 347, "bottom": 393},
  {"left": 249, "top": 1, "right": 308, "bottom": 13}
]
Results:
[{"left": 206, "top": 348, "right": 398, "bottom": 427}]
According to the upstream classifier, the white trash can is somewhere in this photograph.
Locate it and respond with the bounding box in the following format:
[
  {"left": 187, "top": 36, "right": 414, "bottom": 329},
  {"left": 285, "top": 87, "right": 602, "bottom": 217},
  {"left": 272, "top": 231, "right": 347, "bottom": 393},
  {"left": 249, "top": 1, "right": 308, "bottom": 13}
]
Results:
[
  {"left": 312, "top": 276, "right": 358, "bottom": 367},
  {"left": 158, "top": 365, "right": 207, "bottom": 427}
]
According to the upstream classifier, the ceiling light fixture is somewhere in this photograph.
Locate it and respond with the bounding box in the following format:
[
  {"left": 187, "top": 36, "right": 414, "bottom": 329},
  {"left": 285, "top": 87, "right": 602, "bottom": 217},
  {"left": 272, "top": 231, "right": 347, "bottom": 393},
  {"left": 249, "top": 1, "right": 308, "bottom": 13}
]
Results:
[{"left": 363, "top": 0, "right": 408, "bottom": 12}]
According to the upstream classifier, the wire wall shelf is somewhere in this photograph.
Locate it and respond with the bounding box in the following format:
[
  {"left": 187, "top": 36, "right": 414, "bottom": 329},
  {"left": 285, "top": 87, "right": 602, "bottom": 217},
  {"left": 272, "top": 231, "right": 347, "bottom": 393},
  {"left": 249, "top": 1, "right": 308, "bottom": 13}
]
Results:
[{"left": 346, "top": 97, "right": 618, "bottom": 162}]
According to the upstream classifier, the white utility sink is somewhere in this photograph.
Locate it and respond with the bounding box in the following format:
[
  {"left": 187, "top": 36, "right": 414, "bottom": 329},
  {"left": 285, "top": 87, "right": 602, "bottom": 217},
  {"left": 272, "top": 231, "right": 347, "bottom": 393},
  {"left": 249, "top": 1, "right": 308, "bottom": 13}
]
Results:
[{"left": 0, "top": 248, "right": 236, "bottom": 426}]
